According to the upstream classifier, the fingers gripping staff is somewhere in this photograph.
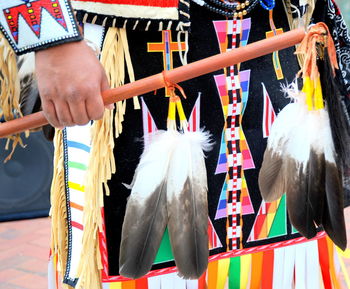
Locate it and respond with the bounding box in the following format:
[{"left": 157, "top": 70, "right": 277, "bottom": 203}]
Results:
[{"left": 119, "top": 76, "right": 212, "bottom": 279}]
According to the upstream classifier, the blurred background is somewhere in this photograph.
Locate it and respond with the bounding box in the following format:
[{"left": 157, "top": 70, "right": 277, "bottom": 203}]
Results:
[{"left": 338, "top": 0, "right": 349, "bottom": 25}]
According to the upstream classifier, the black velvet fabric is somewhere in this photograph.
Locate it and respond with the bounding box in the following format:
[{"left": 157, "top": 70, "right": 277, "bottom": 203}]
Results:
[{"left": 103, "top": 1, "right": 303, "bottom": 276}]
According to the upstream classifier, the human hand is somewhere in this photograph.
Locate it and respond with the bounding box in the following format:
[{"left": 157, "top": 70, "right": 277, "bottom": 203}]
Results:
[{"left": 35, "top": 40, "right": 110, "bottom": 128}]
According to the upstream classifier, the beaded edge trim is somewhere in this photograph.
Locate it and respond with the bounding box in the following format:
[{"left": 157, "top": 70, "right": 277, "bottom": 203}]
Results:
[
  {"left": 74, "top": 0, "right": 191, "bottom": 32},
  {"left": 62, "top": 128, "right": 79, "bottom": 287}
]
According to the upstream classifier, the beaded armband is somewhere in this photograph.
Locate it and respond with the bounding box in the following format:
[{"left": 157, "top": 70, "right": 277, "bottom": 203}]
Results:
[{"left": 0, "top": 0, "right": 82, "bottom": 55}]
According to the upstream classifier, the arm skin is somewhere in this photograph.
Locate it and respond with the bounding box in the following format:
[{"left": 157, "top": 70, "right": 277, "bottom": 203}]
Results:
[{"left": 35, "top": 40, "right": 110, "bottom": 128}]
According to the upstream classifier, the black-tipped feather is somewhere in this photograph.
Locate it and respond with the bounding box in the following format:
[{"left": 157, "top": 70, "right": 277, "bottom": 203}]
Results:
[
  {"left": 308, "top": 150, "right": 326, "bottom": 226},
  {"left": 166, "top": 132, "right": 209, "bottom": 279},
  {"left": 318, "top": 50, "right": 350, "bottom": 168},
  {"left": 322, "top": 161, "right": 347, "bottom": 250},
  {"left": 119, "top": 132, "right": 176, "bottom": 279},
  {"left": 119, "top": 181, "right": 168, "bottom": 279},
  {"left": 286, "top": 159, "right": 317, "bottom": 239}
]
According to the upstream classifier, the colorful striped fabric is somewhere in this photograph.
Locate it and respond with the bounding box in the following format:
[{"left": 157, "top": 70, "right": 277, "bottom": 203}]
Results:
[
  {"left": 212, "top": 18, "right": 255, "bottom": 250},
  {"left": 101, "top": 235, "right": 342, "bottom": 289},
  {"left": 187, "top": 93, "right": 201, "bottom": 132},
  {"left": 247, "top": 196, "right": 287, "bottom": 242},
  {"left": 64, "top": 124, "right": 92, "bottom": 285}
]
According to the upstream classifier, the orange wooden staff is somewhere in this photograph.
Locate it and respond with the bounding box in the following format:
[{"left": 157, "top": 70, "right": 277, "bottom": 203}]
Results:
[{"left": 0, "top": 27, "right": 305, "bottom": 139}]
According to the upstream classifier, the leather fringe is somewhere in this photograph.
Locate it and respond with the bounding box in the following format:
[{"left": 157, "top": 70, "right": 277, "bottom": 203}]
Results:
[
  {"left": 101, "top": 27, "right": 140, "bottom": 138},
  {"left": 0, "top": 34, "right": 27, "bottom": 161},
  {"left": 75, "top": 27, "right": 138, "bottom": 289},
  {"left": 103, "top": 235, "right": 347, "bottom": 289}
]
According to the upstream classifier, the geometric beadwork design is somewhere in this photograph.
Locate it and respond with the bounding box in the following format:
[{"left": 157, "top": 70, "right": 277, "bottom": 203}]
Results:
[
  {"left": 3, "top": 0, "right": 68, "bottom": 43},
  {"left": 147, "top": 30, "right": 186, "bottom": 97},
  {"left": 213, "top": 18, "right": 254, "bottom": 250},
  {"left": 261, "top": 82, "right": 276, "bottom": 138},
  {"left": 247, "top": 195, "right": 287, "bottom": 242},
  {"left": 0, "top": 0, "right": 80, "bottom": 54}
]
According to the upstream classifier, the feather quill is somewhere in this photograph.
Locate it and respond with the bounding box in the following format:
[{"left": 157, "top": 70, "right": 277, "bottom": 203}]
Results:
[
  {"left": 166, "top": 129, "right": 212, "bottom": 279},
  {"left": 119, "top": 130, "right": 178, "bottom": 279}
]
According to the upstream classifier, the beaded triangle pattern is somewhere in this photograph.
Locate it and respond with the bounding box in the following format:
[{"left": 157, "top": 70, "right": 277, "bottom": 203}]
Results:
[{"left": 0, "top": 0, "right": 81, "bottom": 54}]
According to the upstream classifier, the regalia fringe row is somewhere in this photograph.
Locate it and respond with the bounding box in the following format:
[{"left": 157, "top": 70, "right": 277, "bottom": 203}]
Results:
[
  {"left": 73, "top": 27, "right": 139, "bottom": 289},
  {"left": 0, "top": 34, "right": 27, "bottom": 161},
  {"left": 106, "top": 235, "right": 349, "bottom": 289}
]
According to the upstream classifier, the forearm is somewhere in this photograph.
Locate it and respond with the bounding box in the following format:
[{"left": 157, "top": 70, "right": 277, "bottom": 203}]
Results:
[{"left": 0, "top": 0, "right": 82, "bottom": 55}]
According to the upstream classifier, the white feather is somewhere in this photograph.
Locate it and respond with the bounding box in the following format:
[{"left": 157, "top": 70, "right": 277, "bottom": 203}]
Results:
[
  {"left": 267, "top": 90, "right": 336, "bottom": 170},
  {"left": 130, "top": 130, "right": 179, "bottom": 200},
  {"left": 166, "top": 129, "right": 212, "bottom": 279},
  {"left": 167, "top": 130, "right": 212, "bottom": 202},
  {"left": 119, "top": 129, "right": 180, "bottom": 279}
]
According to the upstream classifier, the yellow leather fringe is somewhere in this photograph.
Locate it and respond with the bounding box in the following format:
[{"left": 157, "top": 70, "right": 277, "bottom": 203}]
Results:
[
  {"left": 100, "top": 27, "right": 140, "bottom": 138},
  {"left": 75, "top": 27, "right": 139, "bottom": 289},
  {"left": 0, "top": 34, "right": 27, "bottom": 161}
]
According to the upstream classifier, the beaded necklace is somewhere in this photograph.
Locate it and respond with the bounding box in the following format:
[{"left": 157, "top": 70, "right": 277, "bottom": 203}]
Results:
[
  {"left": 191, "top": 0, "right": 260, "bottom": 17},
  {"left": 191, "top": 0, "right": 276, "bottom": 17}
]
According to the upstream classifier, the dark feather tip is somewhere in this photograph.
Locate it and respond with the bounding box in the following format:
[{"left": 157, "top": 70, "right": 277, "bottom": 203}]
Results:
[
  {"left": 322, "top": 161, "right": 347, "bottom": 251},
  {"left": 286, "top": 159, "right": 317, "bottom": 239},
  {"left": 308, "top": 150, "right": 326, "bottom": 226}
]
